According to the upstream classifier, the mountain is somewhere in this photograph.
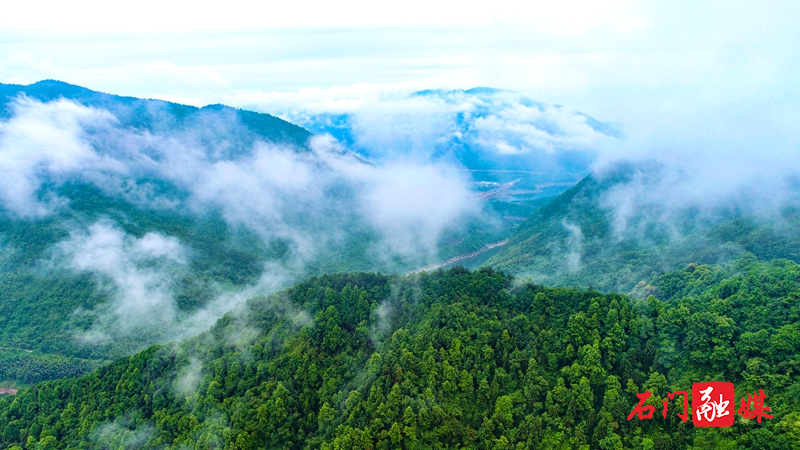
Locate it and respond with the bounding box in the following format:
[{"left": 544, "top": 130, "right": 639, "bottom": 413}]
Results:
[
  {"left": 0, "top": 259, "right": 796, "bottom": 448},
  {"left": 0, "top": 81, "right": 520, "bottom": 386},
  {"left": 285, "top": 87, "right": 620, "bottom": 173},
  {"left": 0, "top": 81, "right": 797, "bottom": 449},
  {"left": 0, "top": 80, "right": 312, "bottom": 149},
  {"left": 0, "top": 80, "right": 319, "bottom": 384},
  {"left": 487, "top": 162, "right": 800, "bottom": 293}
]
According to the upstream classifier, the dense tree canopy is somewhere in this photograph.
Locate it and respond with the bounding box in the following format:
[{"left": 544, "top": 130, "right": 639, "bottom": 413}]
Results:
[{"left": 0, "top": 256, "right": 796, "bottom": 449}]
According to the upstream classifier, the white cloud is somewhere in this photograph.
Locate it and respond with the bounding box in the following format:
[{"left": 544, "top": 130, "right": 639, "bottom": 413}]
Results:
[
  {"left": 0, "top": 96, "right": 483, "bottom": 343},
  {"left": 0, "top": 96, "right": 479, "bottom": 262},
  {"left": 55, "top": 220, "right": 308, "bottom": 346},
  {"left": 312, "top": 134, "right": 480, "bottom": 255},
  {"left": 472, "top": 103, "right": 610, "bottom": 154},
  {"left": 0, "top": 97, "right": 119, "bottom": 216},
  {"left": 58, "top": 221, "right": 186, "bottom": 340},
  {"left": 594, "top": 137, "right": 800, "bottom": 241},
  {"left": 562, "top": 220, "right": 583, "bottom": 271},
  {"left": 174, "top": 357, "right": 203, "bottom": 398},
  {"left": 242, "top": 87, "right": 613, "bottom": 168},
  {"left": 0, "top": 0, "right": 644, "bottom": 35}
]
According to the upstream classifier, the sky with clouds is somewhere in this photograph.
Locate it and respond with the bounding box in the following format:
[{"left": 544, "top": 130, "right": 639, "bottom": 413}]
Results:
[
  {"left": 0, "top": 1, "right": 796, "bottom": 127},
  {"left": 0, "top": 0, "right": 798, "bottom": 190}
]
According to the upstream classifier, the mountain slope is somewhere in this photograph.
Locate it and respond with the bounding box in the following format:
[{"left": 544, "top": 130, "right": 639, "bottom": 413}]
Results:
[
  {"left": 0, "top": 81, "right": 325, "bottom": 382},
  {"left": 487, "top": 163, "right": 800, "bottom": 293},
  {"left": 0, "top": 259, "right": 797, "bottom": 448},
  {"left": 0, "top": 80, "right": 312, "bottom": 149},
  {"left": 0, "top": 81, "right": 515, "bottom": 385}
]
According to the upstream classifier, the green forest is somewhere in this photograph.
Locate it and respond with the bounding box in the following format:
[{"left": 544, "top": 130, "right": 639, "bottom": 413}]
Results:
[
  {"left": 488, "top": 168, "right": 800, "bottom": 293},
  {"left": 0, "top": 81, "right": 798, "bottom": 450},
  {"left": 0, "top": 81, "right": 516, "bottom": 387},
  {"left": 0, "top": 256, "right": 796, "bottom": 449},
  {"left": 0, "top": 181, "right": 513, "bottom": 386}
]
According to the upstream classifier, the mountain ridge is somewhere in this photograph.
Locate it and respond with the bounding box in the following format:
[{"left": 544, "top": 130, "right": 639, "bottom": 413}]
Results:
[
  {"left": 0, "top": 79, "right": 312, "bottom": 151},
  {"left": 0, "top": 80, "right": 520, "bottom": 386},
  {"left": 487, "top": 163, "right": 800, "bottom": 293}
]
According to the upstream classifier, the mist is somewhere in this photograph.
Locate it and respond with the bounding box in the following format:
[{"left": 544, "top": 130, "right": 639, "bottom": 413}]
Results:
[
  {"left": 490, "top": 102, "right": 800, "bottom": 293},
  {"left": 5, "top": 83, "right": 797, "bottom": 347},
  {"left": 591, "top": 105, "right": 800, "bottom": 242},
  {"left": 239, "top": 86, "right": 618, "bottom": 174},
  {"left": 55, "top": 220, "right": 186, "bottom": 342},
  {"left": 0, "top": 94, "right": 482, "bottom": 349},
  {"left": 0, "top": 97, "right": 118, "bottom": 217}
]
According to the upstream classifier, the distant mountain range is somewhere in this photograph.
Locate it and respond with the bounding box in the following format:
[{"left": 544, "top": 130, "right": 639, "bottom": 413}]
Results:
[
  {"left": 287, "top": 87, "right": 621, "bottom": 172},
  {"left": 273, "top": 87, "right": 621, "bottom": 207}
]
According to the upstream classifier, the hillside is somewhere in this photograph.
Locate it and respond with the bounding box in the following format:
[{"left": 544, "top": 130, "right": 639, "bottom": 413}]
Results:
[
  {"left": 0, "top": 81, "right": 518, "bottom": 385},
  {"left": 0, "top": 81, "right": 331, "bottom": 383},
  {"left": 488, "top": 163, "right": 800, "bottom": 293},
  {"left": 0, "top": 80, "right": 312, "bottom": 149},
  {"left": 0, "top": 259, "right": 796, "bottom": 448}
]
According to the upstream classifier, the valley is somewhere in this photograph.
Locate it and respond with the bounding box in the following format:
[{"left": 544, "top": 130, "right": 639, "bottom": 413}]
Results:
[{"left": 410, "top": 239, "right": 508, "bottom": 273}]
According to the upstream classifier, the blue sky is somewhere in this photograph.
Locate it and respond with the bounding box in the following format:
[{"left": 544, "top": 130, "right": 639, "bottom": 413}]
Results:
[{"left": 1, "top": 0, "right": 798, "bottom": 162}]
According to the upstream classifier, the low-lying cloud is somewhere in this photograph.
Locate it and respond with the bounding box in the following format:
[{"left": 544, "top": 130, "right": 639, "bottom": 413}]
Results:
[
  {"left": 237, "top": 85, "right": 617, "bottom": 170},
  {"left": 593, "top": 124, "right": 800, "bottom": 242},
  {"left": 55, "top": 221, "right": 187, "bottom": 342},
  {"left": 0, "top": 95, "right": 480, "bottom": 257},
  {"left": 0, "top": 97, "right": 119, "bottom": 217},
  {"left": 0, "top": 95, "right": 483, "bottom": 346}
]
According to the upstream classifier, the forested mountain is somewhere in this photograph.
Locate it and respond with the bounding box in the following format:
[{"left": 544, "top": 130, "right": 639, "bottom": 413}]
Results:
[
  {"left": 0, "top": 81, "right": 520, "bottom": 386},
  {"left": 0, "top": 81, "right": 320, "bottom": 385},
  {"left": 0, "top": 258, "right": 796, "bottom": 449},
  {"left": 2, "top": 81, "right": 797, "bottom": 450},
  {"left": 0, "top": 80, "right": 312, "bottom": 149},
  {"left": 488, "top": 162, "right": 800, "bottom": 293}
]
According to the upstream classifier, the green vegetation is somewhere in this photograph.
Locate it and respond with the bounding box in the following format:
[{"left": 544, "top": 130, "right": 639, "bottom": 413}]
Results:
[
  {"left": 0, "top": 80, "right": 313, "bottom": 150},
  {"left": 0, "top": 180, "right": 513, "bottom": 381},
  {"left": 1, "top": 81, "right": 795, "bottom": 449},
  {"left": 0, "top": 81, "right": 524, "bottom": 386},
  {"left": 488, "top": 169, "right": 800, "bottom": 293},
  {"left": 0, "top": 80, "right": 322, "bottom": 384},
  {"left": 487, "top": 197, "right": 556, "bottom": 225},
  {"left": 0, "top": 350, "right": 97, "bottom": 386},
  {"left": 0, "top": 182, "right": 282, "bottom": 379},
  {"left": 0, "top": 257, "right": 796, "bottom": 448}
]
